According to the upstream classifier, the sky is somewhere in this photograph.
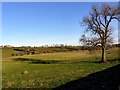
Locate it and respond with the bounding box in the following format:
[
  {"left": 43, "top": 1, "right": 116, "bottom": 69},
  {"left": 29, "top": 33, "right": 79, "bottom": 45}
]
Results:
[{"left": 1, "top": 2, "right": 118, "bottom": 46}]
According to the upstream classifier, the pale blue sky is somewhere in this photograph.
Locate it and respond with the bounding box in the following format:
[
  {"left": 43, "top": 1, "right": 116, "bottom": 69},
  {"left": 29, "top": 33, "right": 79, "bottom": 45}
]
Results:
[{"left": 2, "top": 2, "right": 118, "bottom": 46}]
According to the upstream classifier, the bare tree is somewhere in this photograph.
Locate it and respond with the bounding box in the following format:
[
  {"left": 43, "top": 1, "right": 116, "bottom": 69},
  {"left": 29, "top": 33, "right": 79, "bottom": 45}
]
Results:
[{"left": 81, "top": 4, "right": 120, "bottom": 63}]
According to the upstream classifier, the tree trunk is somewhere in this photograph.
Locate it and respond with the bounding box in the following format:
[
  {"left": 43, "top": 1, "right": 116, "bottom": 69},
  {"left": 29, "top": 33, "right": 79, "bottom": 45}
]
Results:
[{"left": 101, "top": 46, "right": 106, "bottom": 63}]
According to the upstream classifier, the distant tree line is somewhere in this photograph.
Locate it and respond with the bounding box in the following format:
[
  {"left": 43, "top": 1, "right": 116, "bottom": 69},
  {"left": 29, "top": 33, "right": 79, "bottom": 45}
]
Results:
[{"left": 9, "top": 44, "right": 119, "bottom": 57}]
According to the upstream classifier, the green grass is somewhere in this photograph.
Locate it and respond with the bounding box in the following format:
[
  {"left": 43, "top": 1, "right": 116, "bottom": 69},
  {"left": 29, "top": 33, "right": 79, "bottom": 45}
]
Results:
[
  {"left": 2, "top": 47, "right": 120, "bottom": 88},
  {"left": 2, "top": 48, "right": 21, "bottom": 61}
]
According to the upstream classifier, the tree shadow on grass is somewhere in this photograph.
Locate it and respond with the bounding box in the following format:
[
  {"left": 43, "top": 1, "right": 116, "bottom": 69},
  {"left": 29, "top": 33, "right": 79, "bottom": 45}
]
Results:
[
  {"left": 76, "top": 58, "right": 120, "bottom": 64},
  {"left": 54, "top": 64, "right": 120, "bottom": 90},
  {"left": 13, "top": 58, "right": 102, "bottom": 64},
  {"left": 14, "top": 58, "right": 63, "bottom": 64},
  {"left": 14, "top": 58, "right": 120, "bottom": 64}
]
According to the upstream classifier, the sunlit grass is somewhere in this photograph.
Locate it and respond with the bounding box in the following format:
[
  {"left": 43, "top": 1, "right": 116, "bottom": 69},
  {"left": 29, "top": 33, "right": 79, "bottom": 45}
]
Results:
[{"left": 2, "top": 47, "right": 120, "bottom": 88}]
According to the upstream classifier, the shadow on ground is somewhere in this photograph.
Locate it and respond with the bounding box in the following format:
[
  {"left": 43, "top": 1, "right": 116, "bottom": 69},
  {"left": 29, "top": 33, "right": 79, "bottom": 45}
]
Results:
[
  {"left": 54, "top": 64, "right": 120, "bottom": 90},
  {"left": 13, "top": 58, "right": 102, "bottom": 64},
  {"left": 14, "top": 58, "right": 120, "bottom": 64},
  {"left": 14, "top": 58, "right": 63, "bottom": 64}
]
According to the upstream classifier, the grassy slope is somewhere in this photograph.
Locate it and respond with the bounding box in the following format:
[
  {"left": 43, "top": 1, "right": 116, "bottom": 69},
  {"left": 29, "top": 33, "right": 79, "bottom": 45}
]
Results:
[
  {"left": 2, "top": 48, "right": 21, "bottom": 61},
  {"left": 2, "top": 47, "right": 120, "bottom": 88}
]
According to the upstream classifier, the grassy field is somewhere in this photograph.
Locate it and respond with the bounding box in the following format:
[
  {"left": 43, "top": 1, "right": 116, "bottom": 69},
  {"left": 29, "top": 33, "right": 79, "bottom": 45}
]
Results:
[{"left": 2, "top": 47, "right": 120, "bottom": 88}]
